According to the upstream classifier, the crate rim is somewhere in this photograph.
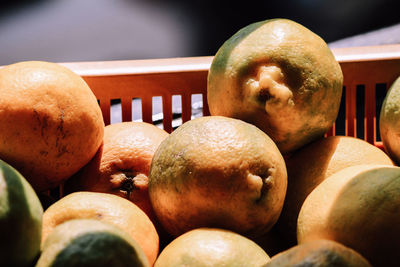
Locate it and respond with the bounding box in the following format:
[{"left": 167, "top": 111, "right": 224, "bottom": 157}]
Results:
[{"left": 57, "top": 44, "right": 400, "bottom": 77}]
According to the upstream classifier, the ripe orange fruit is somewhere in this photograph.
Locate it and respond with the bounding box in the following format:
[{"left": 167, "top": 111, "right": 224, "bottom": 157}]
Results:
[
  {"left": 265, "top": 239, "right": 372, "bottom": 267},
  {"left": 37, "top": 219, "right": 149, "bottom": 267},
  {"left": 0, "top": 61, "right": 104, "bottom": 192},
  {"left": 207, "top": 18, "right": 343, "bottom": 154},
  {"left": 149, "top": 116, "right": 287, "bottom": 238},
  {"left": 297, "top": 164, "right": 400, "bottom": 267},
  {"left": 276, "top": 135, "right": 394, "bottom": 245},
  {"left": 42, "top": 191, "right": 159, "bottom": 266},
  {"left": 64, "top": 121, "right": 169, "bottom": 222},
  {"left": 154, "top": 228, "right": 270, "bottom": 267}
]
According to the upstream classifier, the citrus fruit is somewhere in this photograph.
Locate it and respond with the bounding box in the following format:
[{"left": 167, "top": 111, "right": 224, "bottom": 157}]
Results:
[
  {"left": 154, "top": 228, "right": 270, "bottom": 267},
  {"left": 64, "top": 121, "right": 169, "bottom": 222},
  {"left": 36, "top": 219, "right": 149, "bottom": 267},
  {"left": 276, "top": 135, "right": 393, "bottom": 245},
  {"left": 264, "top": 239, "right": 371, "bottom": 267},
  {"left": 207, "top": 18, "right": 343, "bottom": 154},
  {"left": 0, "top": 159, "right": 43, "bottom": 267},
  {"left": 297, "top": 164, "right": 400, "bottom": 267},
  {"left": 0, "top": 61, "right": 104, "bottom": 192},
  {"left": 149, "top": 116, "right": 287, "bottom": 238},
  {"left": 42, "top": 191, "right": 159, "bottom": 266},
  {"left": 380, "top": 76, "right": 400, "bottom": 164}
]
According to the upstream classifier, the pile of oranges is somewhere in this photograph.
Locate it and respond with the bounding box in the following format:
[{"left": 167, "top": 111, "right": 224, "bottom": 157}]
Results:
[{"left": 1, "top": 18, "right": 400, "bottom": 267}]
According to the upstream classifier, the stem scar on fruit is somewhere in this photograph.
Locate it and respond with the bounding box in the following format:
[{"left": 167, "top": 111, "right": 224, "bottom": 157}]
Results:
[{"left": 110, "top": 171, "right": 148, "bottom": 198}]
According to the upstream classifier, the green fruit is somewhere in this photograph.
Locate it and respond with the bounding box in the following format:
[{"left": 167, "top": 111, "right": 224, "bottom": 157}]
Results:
[
  {"left": 154, "top": 228, "right": 270, "bottom": 267},
  {"left": 297, "top": 165, "right": 400, "bottom": 267},
  {"left": 36, "top": 219, "right": 149, "bottom": 267},
  {"left": 0, "top": 159, "right": 43, "bottom": 267},
  {"left": 380, "top": 76, "right": 400, "bottom": 164},
  {"left": 149, "top": 116, "right": 287, "bottom": 238},
  {"left": 207, "top": 18, "right": 343, "bottom": 154}
]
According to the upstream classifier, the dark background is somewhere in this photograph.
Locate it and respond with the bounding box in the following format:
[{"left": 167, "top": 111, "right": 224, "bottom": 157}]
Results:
[{"left": 1, "top": 0, "right": 400, "bottom": 65}]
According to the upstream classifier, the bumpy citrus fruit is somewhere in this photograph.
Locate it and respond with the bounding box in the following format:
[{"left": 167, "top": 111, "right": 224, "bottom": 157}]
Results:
[
  {"left": 65, "top": 121, "right": 169, "bottom": 222},
  {"left": 276, "top": 135, "right": 393, "bottom": 245},
  {"left": 42, "top": 191, "right": 159, "bottom": 266},
  {"left": 36, "top": 219, "right": 149, "bottom": 267},
  {"left": 0, "top": 61, "right": 104, "bottom": 192},
  {"left": 0, "top": 159, "right": 43, "bottom": 267},
  {"left": 154, "top": 228, "right": 270, "bottom": 267},
  {"left": 297, "top": 164, "right": 400, "bottom": 267},
  {"left": 380, "top": 76, "right": 400, "bottom": 164},
  {"left": 207, "top": 18, "right": 343, "bottom": 154},
  {"left": 264, "top": 239, "right": 371, "bottom": 267},
  {"left": 149, "top": 116, "right": 287, "bottom": 238}
]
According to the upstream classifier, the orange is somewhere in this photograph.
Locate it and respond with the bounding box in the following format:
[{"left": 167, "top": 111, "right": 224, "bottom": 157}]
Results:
[
  {"left": 380, "top": 76, "right": 400, "bottom": 164},
  {"left": 297, "top": 164, "right": 400, "bottom": 267},
  {"left": 37, "top": 219, "right": 149, "bottom": 267},
  {"left": 154, "top": 228, "right": 270, "bottom": 267},
  {"left": 149, "top": 116, "right": 287, "bottom": 238},
  {"left": 64, "top": 121, "right": 169, "bottom": 222},
  {"left": 265, "top": 239, "right": 371, "bottom": 267},
  {"left": 0, "top": 61, "right": 104, "bottom": 192},
  {"left": 207, "top": 18, "right": 343, "bottom": 154},
  {"left": 276, "top": 135, "right": 394, "bottom": 245},
  {"left": 42, "top": 191, "right": 159, "bottom": 266}
]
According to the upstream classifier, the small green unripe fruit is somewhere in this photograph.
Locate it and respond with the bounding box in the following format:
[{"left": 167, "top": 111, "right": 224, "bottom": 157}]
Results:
[{"left": 0, "top": 159, "right": 43, "bottom": 267}]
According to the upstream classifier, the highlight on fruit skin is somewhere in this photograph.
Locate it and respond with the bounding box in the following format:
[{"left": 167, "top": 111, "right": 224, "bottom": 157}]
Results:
[
  {"left": 154, "top": 228, "right": 270, "bottom": 267},
  {"left": 0, "top": 60, "right": 104, "bottom": 192},
  {"left": 263, "top": 239, "right": 372, "bottom": 267},
  {"left": 149, "top": 116, "right": 287, "bottom": 238},
  {"left": 0, "top": 159, "right": 43, "bottom": 267},
  {"left": 207, "top": 18, "right": 343, "bottom": 154},
  {"left": 380, "top": 76, "right": 400, "bottom": 164},
  {"left": 297, "top": 164, "right": 400, "bottom": 267},
  {"left": 36, "top": 219, "right": 149, "bottom": 267}
]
